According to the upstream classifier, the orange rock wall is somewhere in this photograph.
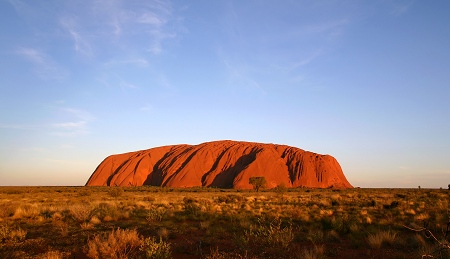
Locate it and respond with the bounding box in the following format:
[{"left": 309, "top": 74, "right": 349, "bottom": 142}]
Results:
[{"left": 86, "top": 140, "right": 353, "bottom": 189}]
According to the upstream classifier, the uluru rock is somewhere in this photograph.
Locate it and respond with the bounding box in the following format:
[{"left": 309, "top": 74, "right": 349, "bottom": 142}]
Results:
[{"left": 86, "top": 140, "right": 353, "bottom": 189}]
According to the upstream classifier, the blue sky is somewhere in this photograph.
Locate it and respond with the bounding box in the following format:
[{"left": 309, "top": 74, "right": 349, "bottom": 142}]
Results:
[{"left": 1, "top": 0, "right": 449, "bottom": 188}]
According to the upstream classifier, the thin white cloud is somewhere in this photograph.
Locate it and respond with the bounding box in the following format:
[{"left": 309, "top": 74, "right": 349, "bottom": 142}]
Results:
[
  {"left": 16, "top": 47, "right": 68, "bottom": 79},
  {"left": 0, "top": 124, "right": 40, "bottom": 130},
  {"left": 104, "top": 58, "right": 149, "bottom": 67},
  {"left": 6, "top": 0, "right": 35, "bottom": 20},
  {"left": 51, "top": 108, "right": 95, "bottom": 137},
  {"left": 21, "top": 147, "right": 47, "bottom": 152},
  {"left": 299, "top": 19, "right": 349, "bottom": 39},
  {"left": 120, "top": 81, "right": 138, "bottom": 89},
  {"left": 52, "top": 121, "right": 87, "bottom": 130},
  {"left": 64, "top": 108, "right": 95, "bottom": 121},
  {"left": 96, "top": 72, "right": 141, "bottom": 90},
  {"left": 290, "top": 50, "right": 324, "bottom": 70},
  {"left": 60, "top": 144, "right": 75, "bottom": 149},
  {"left": 140, "top": 104, "right": 153, "bottom": 112},
  {"left": 388, "top": 0, "right": 415, "bottom": 16},
  {"left": 146, "top": 29, "right": 176, "bottom": 55},
  {"left": 137, "top": 12, "right": 165, "bottom": 26},
  {"left": 17, "top": 47, "right": 46, "bottom": 63},
  {"left": 94, "top": 0, "right": 176, "bottom": 55},
  {"left": 219, "top": 51, "right": 267, "bottom": 96},
  {"left": 60, "top": 16, "right": 93, "bottom": 56}
]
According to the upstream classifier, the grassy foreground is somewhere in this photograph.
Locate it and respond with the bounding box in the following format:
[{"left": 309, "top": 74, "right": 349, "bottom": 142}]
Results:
[{"left": 0, "top": 186, "right": 449, "bottom": 258}]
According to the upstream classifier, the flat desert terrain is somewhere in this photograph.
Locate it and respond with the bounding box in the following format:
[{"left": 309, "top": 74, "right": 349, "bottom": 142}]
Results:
[{"left": 0, "top": 187, "right": 449, "bottom": 258}]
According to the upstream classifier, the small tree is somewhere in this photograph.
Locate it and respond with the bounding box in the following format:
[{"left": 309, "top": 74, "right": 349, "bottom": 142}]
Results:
[
  {"left": 448, "top": 184, "right": 450, "bottom": 190},
  {"left": 249, "top": 177, "right": 267, "bottom": 192}
]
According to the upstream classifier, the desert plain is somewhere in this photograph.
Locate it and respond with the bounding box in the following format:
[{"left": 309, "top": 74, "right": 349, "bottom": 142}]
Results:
[{"left": 0, "top": 186, "right": 449, "bottom": 258}]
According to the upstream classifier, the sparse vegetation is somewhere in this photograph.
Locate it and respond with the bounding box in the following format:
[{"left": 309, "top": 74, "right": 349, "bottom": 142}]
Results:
[{"left": 0, "top": 186, "right": 448, "bottom": 258}]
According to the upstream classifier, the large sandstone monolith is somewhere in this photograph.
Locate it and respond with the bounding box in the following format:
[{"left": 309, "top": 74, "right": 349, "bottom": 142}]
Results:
[{"left": 86, "top": 140, "right": 353, "bottom": 189}]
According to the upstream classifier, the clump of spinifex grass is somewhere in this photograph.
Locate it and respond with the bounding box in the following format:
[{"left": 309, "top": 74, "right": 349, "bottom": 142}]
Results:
[
  {"left": 86, "top": 228, "right": 142, "bottom": 259},
  {"left": 367, "top": 229, "right": 398, "bottom": 249},
  {"left": 234, "top": 216, "right": 294, "bottom": 257}
]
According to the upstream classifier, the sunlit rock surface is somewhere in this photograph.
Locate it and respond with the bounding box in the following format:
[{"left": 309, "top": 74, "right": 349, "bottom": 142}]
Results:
[{"left": 86, "top": 140, "right": 353, "bottom": 189}]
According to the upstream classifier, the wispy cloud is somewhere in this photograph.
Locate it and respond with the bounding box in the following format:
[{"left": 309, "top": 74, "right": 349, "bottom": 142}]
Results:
[
  {"left": 296, "top": 19, "right": 349, "bottom": 40},
  {"left": 388, "top": 0, "right": 415, "bottom": 16},
  {"left": 137, "top": 12, "right": 165, "bottom": 26},
  {"left": 6, "top": 0, "right": 35, "bottom": 21},
  {"left": 57, "top": 0, "right": 177, "bottom": 58},
  {"left": 88, "top": 0, "right": 177, "bottom": 55},
  {"left": 219, "top": 51, "right": 267, "bottom": 96},
  {"left": 60, "top": 144, "right": 75, "bottom": 149},
  {"left": 140, "top": 104, "right": 153, "bottom": 112},
  {"left": 16, "top": 47, "right": 68, "bottom": 79},
  {"left": 52, "top": 121, "right": 87, "bottom": 130},
  {"left": 104, "top": 58, "right": 149, "bottom": 67},
  {"left": 60, "top": 16, "right": 93, "bottom": 56},
  {"left": 51, "top": 108, "right": 95, "bottom": 137},
  {"left": 146, "top": 29, "right": 176, "bottom": 55},
  {"left": 288, "top": 50, "right": 324, "bottom": 71},
  {"left": 11, "top": 0, "right": 181, "bottom": 86},
  {"left": 0, "top": 124, "right": 40, "bottom": 130},
  {"left": 95, "top": 73, "right": 141, "bottom": 90},
  {"left": 120, "top": 81, "right": 138, "bottom": 89}
]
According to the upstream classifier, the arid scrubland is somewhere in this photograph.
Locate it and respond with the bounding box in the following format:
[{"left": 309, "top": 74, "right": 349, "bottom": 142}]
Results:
[{"left": 0, "top": 187, "right": 449, "bottom": 258}]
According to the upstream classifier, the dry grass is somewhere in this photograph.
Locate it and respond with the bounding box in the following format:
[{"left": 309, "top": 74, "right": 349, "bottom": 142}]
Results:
[
  {"left": 38, "top": 250, "right": 64, "bottom": 259},
  {"left": 300, "top": 245, "right": 325, "bottom": 259},
  {"left": 0, "top": 223, "right": 27, "bottom": 243},
  {"left": 367, "top": 229, "right": 398, "bottom": 249},
  {"left": 0, "top": 186, "right": 448, "bottom": 258}
]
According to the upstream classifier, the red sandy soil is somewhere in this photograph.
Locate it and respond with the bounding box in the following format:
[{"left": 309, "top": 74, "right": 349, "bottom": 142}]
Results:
[{"left": 86, "top": 140, "right": 353, "bottom": 189}]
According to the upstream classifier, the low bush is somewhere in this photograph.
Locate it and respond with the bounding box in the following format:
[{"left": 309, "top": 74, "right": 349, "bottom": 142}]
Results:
[
  {"left": 69, "top": 204, "right": 92, "bottom": 223},
  {"left": 86, "top": 228, "right": 142, "bottom": 259}
]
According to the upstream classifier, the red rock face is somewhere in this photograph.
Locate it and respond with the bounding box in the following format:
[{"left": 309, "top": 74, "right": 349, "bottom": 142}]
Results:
[{"left": 86, "top": 140, "right": 353, "bottom": 189}]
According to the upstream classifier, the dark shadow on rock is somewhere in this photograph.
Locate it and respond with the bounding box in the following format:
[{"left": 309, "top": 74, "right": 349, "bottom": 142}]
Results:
[{"left": 207, "top": 152, "right": 257, "bottom": 188}]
